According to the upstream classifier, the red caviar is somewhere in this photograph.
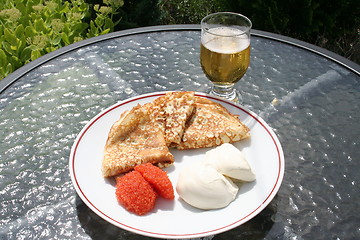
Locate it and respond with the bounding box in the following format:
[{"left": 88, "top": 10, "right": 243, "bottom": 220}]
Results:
[
  {"left": 115, "top": 171, "right": 156, "bottom": 216},
  {"left": 135, "top": 163, "right": 174, "bottom": 200}
]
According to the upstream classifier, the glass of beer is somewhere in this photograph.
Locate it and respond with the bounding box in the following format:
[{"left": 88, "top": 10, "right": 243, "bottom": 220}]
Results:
[{"left": 200, "top": 12, "right": 252, "bottom": 103}]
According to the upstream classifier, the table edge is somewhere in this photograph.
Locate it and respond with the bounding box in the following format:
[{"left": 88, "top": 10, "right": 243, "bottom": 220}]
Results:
[{"left": 1, "top": 24, "right": 359, "bottom": 94}]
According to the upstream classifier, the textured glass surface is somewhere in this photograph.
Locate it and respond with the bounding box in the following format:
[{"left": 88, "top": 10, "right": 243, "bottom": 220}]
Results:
[{"left": 0, "top": 30, "right": 359, "bottom": 240}]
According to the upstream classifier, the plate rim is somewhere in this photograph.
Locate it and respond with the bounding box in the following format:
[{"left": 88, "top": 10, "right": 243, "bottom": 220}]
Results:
[{"left": 69, "top": 91, "right": 285, "bottom": 238}]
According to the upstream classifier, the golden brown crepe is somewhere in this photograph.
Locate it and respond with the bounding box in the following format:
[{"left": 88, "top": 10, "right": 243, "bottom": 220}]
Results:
[
  {"left": 102, "top": 91, "right": 250, "bottom": 177},
  {"left": 102, "top": 104, "right": 174, "bottom": 177},
  {"left": 145, "top": 91, "right": 196, "bottom": 146},
  {"left": 174, "top": 97, "right": 250, "bottom": 150}
]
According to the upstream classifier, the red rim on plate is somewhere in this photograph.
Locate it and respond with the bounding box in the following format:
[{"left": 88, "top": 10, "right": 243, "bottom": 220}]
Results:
[{"left": 69, "top": 91, "right": 285, "bottom": 239}]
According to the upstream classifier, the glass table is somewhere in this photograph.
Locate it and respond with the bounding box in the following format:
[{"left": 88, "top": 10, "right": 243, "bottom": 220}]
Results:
[{"left": 0, "top": 25, "right": 359, "bottom": 239}]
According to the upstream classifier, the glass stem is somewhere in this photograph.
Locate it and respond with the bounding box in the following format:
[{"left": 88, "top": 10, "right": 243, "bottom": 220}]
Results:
[
  {"left": 212, "top": 84, "right": 235, "bottom": 96},
  {"left": 210, "top": 84, "right": 242, "bottom": 103}
]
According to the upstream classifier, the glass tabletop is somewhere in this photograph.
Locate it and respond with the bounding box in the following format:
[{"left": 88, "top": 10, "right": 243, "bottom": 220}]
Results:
[{"left": 0, "top": 25, "right": 359, "bottom": 239}]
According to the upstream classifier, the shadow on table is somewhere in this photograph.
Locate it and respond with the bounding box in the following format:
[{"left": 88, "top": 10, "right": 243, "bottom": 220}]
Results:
[
  {"left": 76, "top": 194, "right": 279, "bottom": 240},
  {"left": 214, "top": 195, "right": 279, "bottom": 240},
  {"left": 76, "top": 196, "right": 150, "bottom": 240}
]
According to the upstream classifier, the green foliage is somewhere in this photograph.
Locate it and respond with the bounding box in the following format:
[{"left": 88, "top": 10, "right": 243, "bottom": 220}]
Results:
[
  {"left": 158, "top": 0, "right": 359, "bottom": 64},
  {"left": 0, "top": 0, "right": 123, "bottom": 79},
  {"left": 158, "top": 0, "right": 227, "bottom": 25},
  {"left": 111, "top": 0, "right": 162, "bottom": 29},
  {"left": 224, "top": 0, "right": 358, "bottom": 39},
  {"left": 225, "top": 0, "right": 359, "bottom": 62},
  {"left": 0, "top": 0, "right": 358, "bottom": 80}
]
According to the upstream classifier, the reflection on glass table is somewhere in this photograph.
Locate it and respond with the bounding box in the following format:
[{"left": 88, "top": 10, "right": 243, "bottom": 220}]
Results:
[{"left": 0, "top": 25, "right": 359, "bottom": 240}]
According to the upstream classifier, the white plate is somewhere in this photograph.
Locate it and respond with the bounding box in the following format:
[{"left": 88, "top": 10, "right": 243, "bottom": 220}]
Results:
[{"left": 69, "top": 91, "right": 285, "bottom": 239}]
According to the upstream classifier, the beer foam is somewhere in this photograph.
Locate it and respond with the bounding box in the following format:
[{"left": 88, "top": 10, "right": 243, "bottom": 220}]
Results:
[{"left": 202, "top": 27, "right": 250, "bottom": 54}]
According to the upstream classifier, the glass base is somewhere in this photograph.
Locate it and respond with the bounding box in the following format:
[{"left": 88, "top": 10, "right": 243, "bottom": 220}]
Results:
[{"left": 209, "top": 84, "right": 243, "bottom": 104}]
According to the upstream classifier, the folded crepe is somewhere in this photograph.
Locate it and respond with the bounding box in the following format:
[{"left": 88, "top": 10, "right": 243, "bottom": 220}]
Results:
[
  {"left": 145, "top": 91, "right": 196, "bottom": 146},
  {"left": 173, "top": 97, "right": 250, "bottom": 150},
  {"left": 102, "top": 91, "right": 250, "bottom": 177},
  {"left": 102, "top": 104, "right": 174, "bottom": 177}
]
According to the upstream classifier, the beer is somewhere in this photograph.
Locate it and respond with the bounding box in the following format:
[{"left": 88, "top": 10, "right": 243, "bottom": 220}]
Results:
[{"left": 200, "top": 27, "right": 250, "bottom": 85}]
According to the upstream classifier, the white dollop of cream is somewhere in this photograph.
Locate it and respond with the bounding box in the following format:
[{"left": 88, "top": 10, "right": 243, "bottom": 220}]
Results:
[
  {"left": 176, "top": 143, "right": 256, "bottom": 210},
  {"left": 176, "top": 162, "right": 238, "bottom": 210},
  {"left": 203, "top": 143, "right": 256, "bottom": 182}
]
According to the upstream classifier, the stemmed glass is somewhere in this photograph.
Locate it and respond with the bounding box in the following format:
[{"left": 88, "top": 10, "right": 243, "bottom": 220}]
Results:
[{"left": 200, "top": 12, "right": 252, "bottom": 103}]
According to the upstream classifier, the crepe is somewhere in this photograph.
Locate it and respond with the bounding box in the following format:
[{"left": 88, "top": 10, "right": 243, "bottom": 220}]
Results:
[
  {"left": 102, "top": 104, "right": 174, "bottom": 177},
  {"left": 174, "top": 97, "right": 250, "bottom": 150},
  {"left": 102, "top": 91, "right": 250, "bottom": 177},
  {"left": 145, "top": 91, "right": 195, "bottom": 146}
]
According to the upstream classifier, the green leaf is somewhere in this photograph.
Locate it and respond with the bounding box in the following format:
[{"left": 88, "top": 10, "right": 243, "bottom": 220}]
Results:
[
  {"left": 100, "top": 28, "right": 110, "bottom": 35},
  {"left": 62, "top": 24, "right": 70, "bottom": 35},
  {"left": 15, "top": 1, "right": 27, "bottom": 15},
  {"left": 49, "top": 35, "right": 62, "bottom": 46},
  {"left": 16, "top": 38, "right": 27, "bottom": 55},
  {"left": 45, "top": 46, "right": 57, "bottom": 53},
  {"left": 4, "top": 29, "right": 18, "bottom": 47},
  {"left": 89, "top": 21, "right": 98, "bottom": 36},
  {"left": 20, "top": 46, "right": 32, "bottom": 63},
  {"left": 72, "top": 22, "right": 88, "bottom": 35},
  {"left": 25, "top": 25, "right": 36, "bottom": 37},
  {"left": 95, "top": 16, "right": 103, "bottom": 27},
  {"left": 5, "top": 63, "right": 14, "bottom": 76},
  {"left": 31, "top": 49, "right": 41, "bottom": 61},
  {"left": 15, "top": 25, "right": 25, "bottom": 40},
  {"left": 34, "top": 18, "right": 47, "bottom": 32},
  {"left": 2, "top": 42, "right": 15, "bottom": 55},
  {"left": 104, "top": 18, "right": 114, "bottom": 31},
  {"left": 61, "top": 32, "right": 70, "bottom": 45},
  {"left": 0, "top": 49, "right": 8, "bottom": 67},
  {"left": 9, "top": 55, "right": 22, "bottom": 69},
  {"left": 58, "top": 2, "right": 70, "bottom": 13}
]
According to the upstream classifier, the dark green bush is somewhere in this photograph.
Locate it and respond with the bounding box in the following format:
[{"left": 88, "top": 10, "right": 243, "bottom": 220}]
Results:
[
  {"left": 156, "top": 0, "right": 359, "bottom": 64},
  {"left": 0, "top": 0, "right": 358, "bottom": 80},
  {"left": 158, "top": 0, "right": 226, "bottom": 24},
  {"left": 225, "top": 0, "right": 360, "bottom": 62}
]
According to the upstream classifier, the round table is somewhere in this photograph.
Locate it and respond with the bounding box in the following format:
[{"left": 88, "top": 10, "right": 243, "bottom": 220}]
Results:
[{"left": 0, "top": 25, "right": 359, "bottom": 239}]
